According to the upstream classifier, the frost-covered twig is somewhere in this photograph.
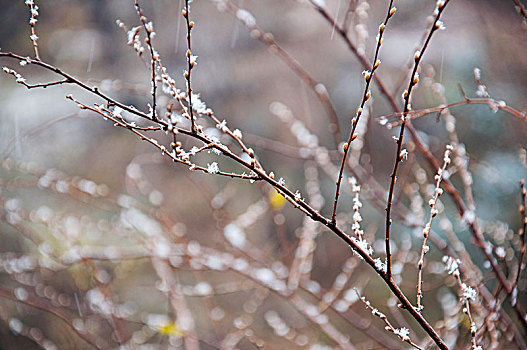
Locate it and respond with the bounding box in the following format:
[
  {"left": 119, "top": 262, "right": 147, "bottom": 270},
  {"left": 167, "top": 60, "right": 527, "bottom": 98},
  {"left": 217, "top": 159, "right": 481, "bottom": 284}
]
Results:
[
  {"left": 24, "top": 0, "right": 40, "bottom": 60},
  {"left": 357, "top": 291, "right": 424, "bottom": 350},
  {"left": 416, "top": 145, "right": 453, "bottom": 311},
  {"left": 512, "top": 180, "right": 526, "bottom": 307},
  {"left": 376, "top": 96, "right": 527, "bottom": 127},
  {"left": 443, "top": 256, "right": 481, "bottom": 350}
]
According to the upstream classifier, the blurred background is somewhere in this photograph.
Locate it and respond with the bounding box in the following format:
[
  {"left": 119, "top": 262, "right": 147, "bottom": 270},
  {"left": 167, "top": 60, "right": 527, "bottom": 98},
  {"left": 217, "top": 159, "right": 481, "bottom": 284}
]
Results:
[{"left": 0, "top": 0, "right": 526, "bottom": 349}]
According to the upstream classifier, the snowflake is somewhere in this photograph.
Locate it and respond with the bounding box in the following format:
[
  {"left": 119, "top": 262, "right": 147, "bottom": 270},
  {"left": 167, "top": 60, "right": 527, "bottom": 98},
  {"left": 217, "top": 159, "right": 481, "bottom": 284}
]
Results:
[
  {"left": 374, "top": 258, "right": 386, "bottom": 273},
  {"left": 294, "top": 191, "right": 301, "bottom": 201},
  {"left": 400, "top": 149, "right": 408, "bottom": 160},
  {"left": 113, "top": 106, "right": 123, "bottom": 117},
  {"left": 192, "top": 93, "right": 208, "bottom": 114},
  {"left": 233, "top": 129, "right": 242, "bottom": 139},
  {"left": 190, "top": 55, "right": 198, "bottom": 66},
  {"left": 462, "top": 283, "right": 477, "bottom": 302},
  {"left": 393, "top": 327, "right": 410, "bottom": 341},
  {"left": 217, "top": 119, "right": 227, "bottom": 131},
  {"left": 207, "top": 162, "right": 219, "bottom": 174},
  {"left": 352, "top": 238, "right": 373, "bottom": 257},
  {"left": 442, "top": 256, "right": 460, "bottom": 276}
]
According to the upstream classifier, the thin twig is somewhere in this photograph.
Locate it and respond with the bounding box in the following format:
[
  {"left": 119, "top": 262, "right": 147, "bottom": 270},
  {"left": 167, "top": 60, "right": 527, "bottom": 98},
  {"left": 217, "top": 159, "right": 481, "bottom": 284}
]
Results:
[
  {"left": 1, "top": 68, "right": 71, "bottom": 89},
  {"left": 25, "top": 0, "right": 41, "bottom": 60},
  {"left": 416, "top": 145, "right": 452, "bottom": 311},
  {"left": 1, "top": 52, "right": 153, "bottom": 121},
  {"left": 357, "top": 291, "right": 424, "bottom": 350},
  {"left": 443, "top": 256, "right": 481, "bottom": 350},
  {"left": 377, "top": 97, "right": 527, "bottom": 127},
  {"left": 330, "top": 0, "right": 395, "bottom": 224},
  {"left": 133, "top": 0, "right": 159, "bottom": 120},
  {"left": 512, "top": 180, "right": 526, "bottom": 307},
  {"left": 512, "top": 0, "right": 527, "bottom": 19},
  {"left": 65, "top": 95, "right": 261, "bottom": 181},
  {"left": 183, "top": 0, "right": 197, "bottom": 133},
  {"left": 385, "top": 0, "right": 450, "bottom": 280}
]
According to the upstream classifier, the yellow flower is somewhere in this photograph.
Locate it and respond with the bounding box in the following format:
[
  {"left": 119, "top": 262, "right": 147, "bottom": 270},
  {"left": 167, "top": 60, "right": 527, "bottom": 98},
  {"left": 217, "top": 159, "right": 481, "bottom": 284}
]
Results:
[
  {"left": 269, "top": 190, "right": 286, "bottom": 210},
  {"left": 157, "top": 321, "right": 183, "bottom": 337}
]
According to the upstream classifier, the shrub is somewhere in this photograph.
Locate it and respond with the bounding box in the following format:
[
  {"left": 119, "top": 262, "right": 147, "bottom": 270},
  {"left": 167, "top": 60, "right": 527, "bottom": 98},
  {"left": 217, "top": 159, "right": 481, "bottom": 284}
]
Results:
[{"left": 1, "top": 0, "right": 526, "bottom": 349}]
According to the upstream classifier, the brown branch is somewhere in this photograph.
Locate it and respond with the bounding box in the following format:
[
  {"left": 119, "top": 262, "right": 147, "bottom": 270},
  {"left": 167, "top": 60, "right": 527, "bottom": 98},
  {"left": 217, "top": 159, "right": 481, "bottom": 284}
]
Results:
[
  {"left": 416, "top": 146, "right": 452, "bottom": 311},
  {"left": 357, "top": 291, "right": 424, "bottom": 350},
  {"left": 512, "top": 0, "right": 527, "bottom": 19},
  {"left": 25, "top": 0, "right": 41, "bottom": 60},
  {"left": 309, "top": 2, "right": 507, "bottom": 313},
  {"left": 377, "top": 96, "right": 527, "bottom": 127},
  {"left": 330, "top": 0, "right": 395, "bottom": 224},
  {"left": 1, "top": 52, "right": 155, "bottom": 122},
  {"left": 385, "top": 0, "right": 451, "bottom": 280},
  {"left": 450, "top": 260, "right": 480, "bottom": 350},
  {"left": 183, "top": 0, "right": 196, "bottom": 132},
  {"left": 133, "top": 0, "right": 159, "bottom": 121},
  {"left": 512, "top": 180, "right": 527, "bottom": 308},
  {"left": 66, "top": 95, "right": 262, "bottom": 182}
]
